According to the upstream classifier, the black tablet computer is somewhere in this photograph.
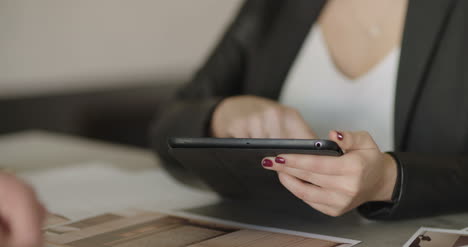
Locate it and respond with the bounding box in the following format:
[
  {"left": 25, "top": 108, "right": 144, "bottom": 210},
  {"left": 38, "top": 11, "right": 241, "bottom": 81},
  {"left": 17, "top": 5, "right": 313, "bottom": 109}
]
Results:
[{"left": 168, "top": 137, "right": 343, "bottom": 202}]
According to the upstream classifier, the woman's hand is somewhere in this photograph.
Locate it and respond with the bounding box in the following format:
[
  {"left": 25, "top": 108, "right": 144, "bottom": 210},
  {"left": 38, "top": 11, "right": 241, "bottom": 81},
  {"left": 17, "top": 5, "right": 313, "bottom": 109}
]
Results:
[
  {"left": 262, "top": 130, "right": 398, "bottom": 217},
  {"left": 211, "top": 95, "right": 316, "bottom": 139},
  {"left": 0, "top": 172, "right": 46, "bottom": 247}
]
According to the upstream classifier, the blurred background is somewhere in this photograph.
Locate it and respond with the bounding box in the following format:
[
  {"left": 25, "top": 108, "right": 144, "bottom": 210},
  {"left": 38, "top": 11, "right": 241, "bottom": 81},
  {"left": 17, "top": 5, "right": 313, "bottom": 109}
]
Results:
[{"left": 0, "top": 0, "right": 242, "bottom": 147}]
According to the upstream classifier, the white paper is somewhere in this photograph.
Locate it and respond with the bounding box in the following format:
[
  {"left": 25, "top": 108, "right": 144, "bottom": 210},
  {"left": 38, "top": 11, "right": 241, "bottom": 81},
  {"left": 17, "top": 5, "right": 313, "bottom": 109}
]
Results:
[
  {"left": 18, "top": 162, "right": 220, "bottom": 219},
  {"left": 164, "top": 210, "right": 360, "bottom": 246}
]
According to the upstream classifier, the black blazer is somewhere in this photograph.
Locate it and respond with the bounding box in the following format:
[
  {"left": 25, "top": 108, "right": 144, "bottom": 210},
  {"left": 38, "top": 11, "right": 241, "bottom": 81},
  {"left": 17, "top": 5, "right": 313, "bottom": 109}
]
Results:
[{"left": 151, "top": 0, "right": 468, "bottom": 219}]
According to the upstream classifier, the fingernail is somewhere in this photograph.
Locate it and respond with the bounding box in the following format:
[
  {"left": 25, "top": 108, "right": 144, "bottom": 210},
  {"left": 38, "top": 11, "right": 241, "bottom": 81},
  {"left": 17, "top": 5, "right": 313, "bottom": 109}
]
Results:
[
  {"left": 336, "top": 131, "right": 344, "bottom": 141},
  {"left": 262, "top": 159, "right": 273, "bottom": 167},
  {"left": 275, "top": 157, "right": 286, "bottom": 164}
]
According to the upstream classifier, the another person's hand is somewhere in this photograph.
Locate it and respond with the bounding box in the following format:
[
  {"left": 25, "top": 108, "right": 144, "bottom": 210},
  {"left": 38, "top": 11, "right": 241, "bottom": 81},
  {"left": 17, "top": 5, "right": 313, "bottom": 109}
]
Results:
[
  {"left": 262, "top": 130, "right": 398, "bottom": 217},
  {"left": 0, "top": 172, "right": 46, "bottom": 247},
  {"left": 211, "top": 95, "right": 317, "bottom": 139}
]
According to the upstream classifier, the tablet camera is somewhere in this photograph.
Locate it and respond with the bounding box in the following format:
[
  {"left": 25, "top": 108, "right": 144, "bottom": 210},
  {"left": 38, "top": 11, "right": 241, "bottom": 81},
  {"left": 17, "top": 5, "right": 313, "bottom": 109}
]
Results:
[{"left": 315, "top": 142, "right": 322, "bottom": 149}]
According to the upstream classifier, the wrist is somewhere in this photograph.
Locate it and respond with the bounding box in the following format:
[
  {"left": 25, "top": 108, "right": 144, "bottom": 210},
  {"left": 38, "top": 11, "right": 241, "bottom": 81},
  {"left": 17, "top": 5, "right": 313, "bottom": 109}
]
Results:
[{"left": 374, "top": 153, "right": 398, "bottom": 202}]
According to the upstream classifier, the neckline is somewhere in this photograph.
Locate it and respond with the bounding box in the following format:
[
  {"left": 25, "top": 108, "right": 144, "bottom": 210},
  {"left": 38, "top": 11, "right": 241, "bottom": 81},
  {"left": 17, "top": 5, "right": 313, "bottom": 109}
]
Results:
[{"left": 314, "top": 24, "right": 400, "bottom": 82}]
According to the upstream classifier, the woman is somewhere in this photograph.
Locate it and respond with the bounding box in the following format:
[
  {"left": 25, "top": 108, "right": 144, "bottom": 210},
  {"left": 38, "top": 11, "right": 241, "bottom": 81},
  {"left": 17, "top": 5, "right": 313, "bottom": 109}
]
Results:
[{"left": 152, "top": 0, "right": 468, "bottom": 220}]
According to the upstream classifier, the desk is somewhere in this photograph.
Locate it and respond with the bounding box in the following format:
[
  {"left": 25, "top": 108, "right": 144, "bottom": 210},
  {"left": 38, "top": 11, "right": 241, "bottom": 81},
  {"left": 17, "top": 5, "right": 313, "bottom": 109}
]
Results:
[{"left": 0, "top": 131, "right": 467, "bottom": 246}]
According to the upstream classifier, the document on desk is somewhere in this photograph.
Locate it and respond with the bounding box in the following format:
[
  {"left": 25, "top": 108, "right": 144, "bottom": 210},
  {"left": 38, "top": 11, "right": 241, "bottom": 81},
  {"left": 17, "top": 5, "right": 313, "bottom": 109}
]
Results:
[
  {"left": 20, "top": 163, "right": 359, "bottom": 246},
  {"left": 44, "top": 209, "right": 360, "bottom": 247},
  {"left": 403, "top": 227, "right": 468, "bottom": 247},
  {"left": 45, "top": 212, "right": 71, "bottom": 227}
]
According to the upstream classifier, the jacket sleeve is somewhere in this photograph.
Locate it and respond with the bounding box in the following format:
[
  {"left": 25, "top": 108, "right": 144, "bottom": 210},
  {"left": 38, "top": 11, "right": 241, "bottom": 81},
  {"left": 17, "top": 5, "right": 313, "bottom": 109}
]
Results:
[
  {"left": 358, "top": 152, "right": 468, "bottom": 220},
  {"left": 150, "top": 0, "right": 276, "bottom": 188}
]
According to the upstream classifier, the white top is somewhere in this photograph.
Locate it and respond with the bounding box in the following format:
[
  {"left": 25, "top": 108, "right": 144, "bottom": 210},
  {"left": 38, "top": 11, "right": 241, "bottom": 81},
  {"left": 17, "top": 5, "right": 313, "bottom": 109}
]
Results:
[{"left": 279, "top": 25, "right": 400, "bottom": 152}]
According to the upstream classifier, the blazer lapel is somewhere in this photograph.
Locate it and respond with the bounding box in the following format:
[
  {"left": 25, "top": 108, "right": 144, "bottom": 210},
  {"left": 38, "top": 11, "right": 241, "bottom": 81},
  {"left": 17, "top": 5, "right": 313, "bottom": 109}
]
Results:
[
  {"left": 247, "top": 0, "right": 326, "bottom": 99},
  {"left": 395, "top": 0, "right": 456, "bottom": 150}
]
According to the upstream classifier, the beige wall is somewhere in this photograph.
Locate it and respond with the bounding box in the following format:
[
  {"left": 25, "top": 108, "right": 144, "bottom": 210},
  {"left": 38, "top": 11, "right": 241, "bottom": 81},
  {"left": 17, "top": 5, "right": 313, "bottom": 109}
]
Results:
[{"left": 0, "top": 0, "right": 242, "bottom": 97}]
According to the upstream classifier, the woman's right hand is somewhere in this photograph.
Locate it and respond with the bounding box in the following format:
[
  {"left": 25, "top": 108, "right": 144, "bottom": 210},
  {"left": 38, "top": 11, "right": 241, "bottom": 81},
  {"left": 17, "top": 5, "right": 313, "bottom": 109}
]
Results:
[{"left": 211, "top": 95, "right": 316, "bottom": 139}]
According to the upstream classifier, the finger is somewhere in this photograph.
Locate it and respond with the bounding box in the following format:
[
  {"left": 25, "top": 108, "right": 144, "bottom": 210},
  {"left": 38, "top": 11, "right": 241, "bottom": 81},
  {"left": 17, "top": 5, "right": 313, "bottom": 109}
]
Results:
[
  {"left": 262, "top": 157, "right": 342, "bottom": 189},
  {"left": 247, "top": 117, "right": 266, "bottom": 138},
  {"left": 277, "top": 172, "right": 334, "bottom": 206},
  {"left": 267, "top": 154, "right": 347, "bottom": 175},
  {"left": 328, "top": 130, "right": 379, "bottom": 152},
  {"left": 263, "top": 110, "right": 285, "bottom": 138},
  {"left": 5, "top": 184, "right": 44, "bottom": 247},
  {"left": 283, "top": 111, "right": 316, "bottom": 139},
  {"left": 226, "top": 122, "right": 249, "bottom": 138}
]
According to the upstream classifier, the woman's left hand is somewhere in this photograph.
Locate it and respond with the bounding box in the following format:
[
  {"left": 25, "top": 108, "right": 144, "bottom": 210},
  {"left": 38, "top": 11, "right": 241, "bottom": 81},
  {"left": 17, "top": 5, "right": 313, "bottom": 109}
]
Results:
[{"left": 262, "top": 130, "right": 398, "bottom": 217}]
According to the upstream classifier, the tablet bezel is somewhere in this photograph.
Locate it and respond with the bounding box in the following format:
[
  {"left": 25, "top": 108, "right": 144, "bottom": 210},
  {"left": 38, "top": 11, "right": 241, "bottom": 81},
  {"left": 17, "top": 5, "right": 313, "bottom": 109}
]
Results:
[{"left": 169, "top": 137, "right": 343, "bottom": 155}]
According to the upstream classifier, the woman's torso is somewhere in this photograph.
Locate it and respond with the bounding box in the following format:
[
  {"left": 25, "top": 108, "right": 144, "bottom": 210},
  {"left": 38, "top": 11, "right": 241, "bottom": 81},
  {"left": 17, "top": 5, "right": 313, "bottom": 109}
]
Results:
[
  {"left": 278, "top": 0, "right": 406, "bottom": 151},
  {"left": 279, "top": 24, "right": 400, "bottom": 151}
]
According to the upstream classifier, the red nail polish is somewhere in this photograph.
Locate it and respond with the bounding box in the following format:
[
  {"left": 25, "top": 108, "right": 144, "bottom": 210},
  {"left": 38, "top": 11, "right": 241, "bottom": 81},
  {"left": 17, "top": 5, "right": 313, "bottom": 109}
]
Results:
[
  {"left": 336, "top": 131, "right": 344, "bottom": 141},
  {"left": 275, "top": 157, "right": 286, "bottom": 164},
  {"left": 262, "top": 159, "right": 273, "bottom": 167}
]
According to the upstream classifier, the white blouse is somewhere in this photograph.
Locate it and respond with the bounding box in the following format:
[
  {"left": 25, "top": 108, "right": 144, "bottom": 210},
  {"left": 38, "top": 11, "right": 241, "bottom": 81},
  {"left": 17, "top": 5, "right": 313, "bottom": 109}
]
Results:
[{"left": 279, "top": 25, "right": 400, "bottom": 152}]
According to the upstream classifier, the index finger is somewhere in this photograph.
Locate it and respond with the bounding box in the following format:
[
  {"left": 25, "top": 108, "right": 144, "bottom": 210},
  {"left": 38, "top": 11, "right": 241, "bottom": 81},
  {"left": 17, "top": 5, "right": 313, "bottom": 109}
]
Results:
[{"left": 275, "top": 154, "right": 347, "bottom": 175}]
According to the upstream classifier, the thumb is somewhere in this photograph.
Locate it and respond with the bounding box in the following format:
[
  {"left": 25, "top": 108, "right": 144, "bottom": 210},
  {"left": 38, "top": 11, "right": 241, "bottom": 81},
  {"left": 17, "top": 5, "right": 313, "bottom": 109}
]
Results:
[{"left": 328, "top": 130, "right": 379, "bottom": 153}]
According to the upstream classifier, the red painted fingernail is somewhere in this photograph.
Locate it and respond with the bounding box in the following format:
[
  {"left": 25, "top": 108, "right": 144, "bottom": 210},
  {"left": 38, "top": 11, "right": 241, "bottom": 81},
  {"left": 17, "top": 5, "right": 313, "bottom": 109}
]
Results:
[
  {"left": 275, "top": 157, "right": 286, "bottom": 164},
  {"left": 336, "top": 131, "right": 344, "bottom": 141},
  {"left": 262, "top": 159, "right": 273, "bottom": 167}
]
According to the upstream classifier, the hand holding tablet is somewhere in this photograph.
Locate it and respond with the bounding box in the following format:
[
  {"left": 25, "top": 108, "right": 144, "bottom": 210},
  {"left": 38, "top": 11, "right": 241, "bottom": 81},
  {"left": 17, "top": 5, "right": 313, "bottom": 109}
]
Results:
[
  {"left": 168, "top": 136, "right": 342, "bottom": 202},
  {"left": 260, "top": 130, "right": 398, "bottom": 217},
  {"left": 167, "top": 130, "right": 398, "bottom": 217}
]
